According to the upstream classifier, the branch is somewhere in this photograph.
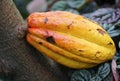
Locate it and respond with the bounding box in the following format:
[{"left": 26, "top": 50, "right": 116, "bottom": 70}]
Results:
[{"left": 0, "top": 0, "right": 66, "bottom": 81}]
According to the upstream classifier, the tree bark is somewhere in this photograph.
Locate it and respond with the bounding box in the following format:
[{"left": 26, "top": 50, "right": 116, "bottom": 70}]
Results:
[{"left": 0, "top": 0, "right": 69, "bottom": 81}]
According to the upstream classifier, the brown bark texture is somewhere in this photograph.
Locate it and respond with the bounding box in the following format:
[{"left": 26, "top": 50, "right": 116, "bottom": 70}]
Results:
[{"left": 0, "top": 0, "right": 69, "bottom": 81}]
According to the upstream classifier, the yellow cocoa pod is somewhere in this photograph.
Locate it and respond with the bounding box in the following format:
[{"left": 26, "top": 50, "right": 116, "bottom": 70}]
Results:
[{"left": 26, "top": 11, "right": 116, "bottom": 69}]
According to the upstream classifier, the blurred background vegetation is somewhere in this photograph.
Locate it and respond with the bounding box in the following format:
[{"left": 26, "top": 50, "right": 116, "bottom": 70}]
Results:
[
  {"left": 1, "top": 0, "right": 120, "bottom": 81},
  {"left": 13, "top": 0, "right": 118, "bottom": 18}
]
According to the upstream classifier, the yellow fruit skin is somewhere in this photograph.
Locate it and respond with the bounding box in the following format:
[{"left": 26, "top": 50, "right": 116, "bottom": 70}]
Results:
[
  {"left": 27, "top": 11, "right": 116, "bottom": 69},
  {"left": 27, "top": 34, "right": 97, "bottom": 69}
]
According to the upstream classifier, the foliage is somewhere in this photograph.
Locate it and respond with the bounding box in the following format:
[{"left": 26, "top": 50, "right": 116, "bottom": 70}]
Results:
[
  {"left": 101, "top": 23, "right": 120, "bottom": 37},
  {"left": 51, "top": 0, "right": 98, "bottom": 14},
  {"left": 67, "top": 0, "right": 87, "bottom": 10},
  {"left": 86, "top": 8, "right": 120, "bottom": 24},
  {"left": 71, "top": 63, "right": 111, "bottom": 81},
  {"left": 13, "top": 0, "right": 32, "bottom": 18},
  {"left": 51, "top": 1, "right": 69, "bottom": 11}
]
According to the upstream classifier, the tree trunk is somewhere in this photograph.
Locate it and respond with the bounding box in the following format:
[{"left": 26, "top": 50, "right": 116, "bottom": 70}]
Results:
[{"left": 0, "top": 0, "right": 69, "bottom": 81}]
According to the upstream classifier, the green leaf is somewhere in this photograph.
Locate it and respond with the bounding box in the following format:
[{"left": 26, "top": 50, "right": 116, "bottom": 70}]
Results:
[
  {"left": 71, "top": 63, "right": 111, "bottom": 81},
  {"left": 67, "top": 0, "right": 86, "bottom": 10},
  {"left": 80, "top": 2, "right": 98, "bottom": 14},
  {"left": 51, "top": 1, "right": 69, "bottom": 11},
  {"left": 71, "top": 70, "right": 91, "bottom": 81},
  {"left": 97, "top": 63, "right": 110, "bottom": 79},
  {"left": 13, "top": 0, "right": 31, "bottom": 18},
  {"left": 101, "top": 24, "right": 120, "bottom": 37},
  {"left": 109, "top": 30, "right": 120, "bottom": 37},
  {"left": 66, "top": 9, "right": 79, "bottom": 14},
  {"left": 91, "top": 76, "right": 102, "bottom": 81}
]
